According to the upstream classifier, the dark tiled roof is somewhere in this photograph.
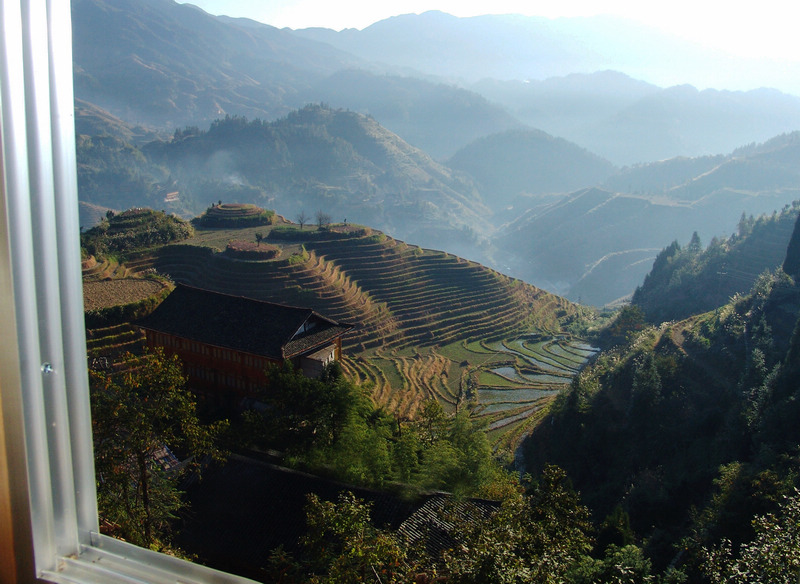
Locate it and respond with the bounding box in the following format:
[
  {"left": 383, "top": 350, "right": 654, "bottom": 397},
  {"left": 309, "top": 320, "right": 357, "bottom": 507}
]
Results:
[
  {"left": 283, "top": 323, "right": 351, "bottom": 358},
  {"left": 175, "top": 455, "right": 419, "bottom": 580},
  {"left": 397, "top": 493, "right": 499, "bottom": 555},
  {"left": 137, "top": 284, "right": 352, "bottom": 359},
  {"left": 175, "top": 456, "right": 501, "bottom": 580}
]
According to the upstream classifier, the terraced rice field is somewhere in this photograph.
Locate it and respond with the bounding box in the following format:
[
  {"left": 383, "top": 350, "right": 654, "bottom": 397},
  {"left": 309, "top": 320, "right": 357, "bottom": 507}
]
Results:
[
  {"left": 90, "top": 225, "right": 596, "bottom": 449},
  {"left": 85, "top": 323, "right": 146, "bottom": 374},
  {"left": 83, "top": 279, "right": 165, "bottom": 311},
  {"left": 433, "top": 335, "right": 598, "bottom": 453},
  {"left": 82, "top": 255, "right": 132, "bottom": 281}
]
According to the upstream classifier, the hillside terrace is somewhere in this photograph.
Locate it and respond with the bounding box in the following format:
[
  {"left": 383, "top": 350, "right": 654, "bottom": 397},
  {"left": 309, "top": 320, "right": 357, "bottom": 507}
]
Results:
[{"left": 84, "top": 218, "right": 594, "bottom": 444}]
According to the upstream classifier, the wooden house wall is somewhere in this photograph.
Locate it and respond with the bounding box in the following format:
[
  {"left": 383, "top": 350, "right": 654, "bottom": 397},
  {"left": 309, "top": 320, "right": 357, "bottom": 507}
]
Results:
[
  {"left": 143, "top": 330, "right": 280, "bottom": 405},
  {"left": 143, "top": 329, "right": 346, "bottom": 409}
]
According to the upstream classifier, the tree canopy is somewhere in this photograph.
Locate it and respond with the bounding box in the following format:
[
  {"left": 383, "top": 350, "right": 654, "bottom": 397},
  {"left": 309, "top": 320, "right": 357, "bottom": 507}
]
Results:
[
  {"left": 241, "top": 363, "right": 502, "bottom": 496},
  {"left": 90, "top": 347, "right": 228, "bottom": 548}
]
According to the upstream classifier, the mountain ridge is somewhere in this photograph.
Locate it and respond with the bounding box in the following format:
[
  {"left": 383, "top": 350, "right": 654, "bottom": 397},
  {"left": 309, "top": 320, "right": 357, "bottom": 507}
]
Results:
[
  {"left": 72, "top": 0, "right": 362, "bottom": 127},
  {"left": 72, "top": 1, "right": 800, "bottom": 166},
  {"left": 294, "top": 10, "right": 800, "bottom": 94},
  {"left": 522, "top": 218, "right": 800, "bottom": 573},
  {"left": 139, "top": 105, "right": 490, "bottom": 252},
  {"left": 448, "top": 129, "right": 616, "bottom": 207}
]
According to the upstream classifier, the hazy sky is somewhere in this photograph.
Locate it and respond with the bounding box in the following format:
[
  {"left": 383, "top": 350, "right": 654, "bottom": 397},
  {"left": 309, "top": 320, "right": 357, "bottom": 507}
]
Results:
[{"left": 181, "top": 0, "right": 799, "bottom": 62}]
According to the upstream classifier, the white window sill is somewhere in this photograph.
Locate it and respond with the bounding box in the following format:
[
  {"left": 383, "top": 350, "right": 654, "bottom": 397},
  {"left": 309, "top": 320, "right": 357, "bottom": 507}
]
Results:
[{"left": 43, "top": 534, "right": 256, "bottom": 584}]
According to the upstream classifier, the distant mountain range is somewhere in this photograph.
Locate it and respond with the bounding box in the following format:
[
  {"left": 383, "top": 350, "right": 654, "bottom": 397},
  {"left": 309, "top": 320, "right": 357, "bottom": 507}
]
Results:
[
  {"left": 72, "top": 0, "right": 361, "bottom": 127},
  {"left": 71, "top": 0, "right": 800, "bottom": 305},
  {"left": 495, "top": 133, "right": 800, "bottom": 305},
  {"left": 477, "top": 77, "right": 800, "bottom": 165},
  {"left": 294, "top": 11, "right": 800, "bottom": 94},
  {"left": 72, "top": 1, "right": 800, "bottom": 165}
]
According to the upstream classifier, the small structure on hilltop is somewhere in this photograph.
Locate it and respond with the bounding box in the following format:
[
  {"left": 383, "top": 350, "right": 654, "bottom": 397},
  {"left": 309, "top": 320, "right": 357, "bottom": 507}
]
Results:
[{"left": 137, "top": 284, "right": 353, "bottom": 406}]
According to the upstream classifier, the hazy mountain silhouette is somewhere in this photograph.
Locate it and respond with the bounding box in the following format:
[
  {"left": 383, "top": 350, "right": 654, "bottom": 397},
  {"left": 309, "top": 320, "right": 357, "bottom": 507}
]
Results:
[
  {"left": 294, "top": 11, "right": 800, "bottom": 94},
  {"left": 472, "top": 71, "right": 659, "bottom": 145},
  {"left": 295, "top": 12, "right": 697, "bottom": 84},
  {"left": 300, "top": 70, "right": 522, "bottom": 159},
  {"left": 585, "top": 86, "right": 800, "bottom": 164},
  {"left": 72, "top": 0, "right": 362, "bottom": 127},
  {"left": 72, "top": 2, "right": 800, "bottom": 167},
  {"left": 448, "top": 129, "right": 615, "bottom": 208},
  {"left": 475, "top": 74, "right": 800, "bottom": 165},
  {"left": 72, "top": 1, "right": 526, "bottom": 159},
  {"left": 297, "top": 13, "right": 800, "bottom": 164},
  {"left": 494, "top": 133, "right": 800, "bottom": 305}
]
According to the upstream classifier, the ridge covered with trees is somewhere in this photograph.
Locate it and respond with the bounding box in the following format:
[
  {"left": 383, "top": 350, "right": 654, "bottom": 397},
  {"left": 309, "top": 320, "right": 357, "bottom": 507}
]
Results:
[
  {"left": 632, "top": 203, "right": 800, "bottom": 322},
  {"left": 521, "top": 211, "right": 800, "bottom": 579}
]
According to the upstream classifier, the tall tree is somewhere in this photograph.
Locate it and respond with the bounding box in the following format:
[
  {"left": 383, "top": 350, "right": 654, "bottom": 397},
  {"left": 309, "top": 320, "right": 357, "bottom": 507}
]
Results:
[
  {"left": 296, "top": 210, "right": 309, "bottom": 229},
  {"left": 702, "top": 489, "right": 800, "bottom": 583},
  {"left": 316, "top": 210, "right": 332, "bottom": 230},
  {"left": 301, "top": 491, "right": 409, "bottom": 583},
  {"left": 90, "top": 347, "right": 228, "bottom": 548},
  {"left": 443, "top": 464, "right": 595, "bottom": 583}
]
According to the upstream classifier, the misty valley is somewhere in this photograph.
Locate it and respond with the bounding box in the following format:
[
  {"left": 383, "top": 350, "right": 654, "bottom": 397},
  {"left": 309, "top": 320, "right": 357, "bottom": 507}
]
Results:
[{"left": 62, "top": 0, "right": 800, "bottom": 582}]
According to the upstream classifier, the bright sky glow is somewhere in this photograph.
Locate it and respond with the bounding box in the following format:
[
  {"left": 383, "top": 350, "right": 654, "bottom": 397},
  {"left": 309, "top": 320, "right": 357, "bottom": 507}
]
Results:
[{"left": 181, "top": 0, "right": 800, "bottom": 62}]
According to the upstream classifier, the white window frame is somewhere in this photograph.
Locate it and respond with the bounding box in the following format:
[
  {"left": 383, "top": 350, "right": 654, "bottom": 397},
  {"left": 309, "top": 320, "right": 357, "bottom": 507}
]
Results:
[{"left": 0, "top": 1, "right": 256, "bottom": 582}]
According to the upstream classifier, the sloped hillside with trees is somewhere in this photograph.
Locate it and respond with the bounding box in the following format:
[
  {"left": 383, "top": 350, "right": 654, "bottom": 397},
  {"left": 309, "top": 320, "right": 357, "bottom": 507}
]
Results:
[
  {"left": 142, "top": 106, "right": 488, "bottom": 251},
  {"left": 632, "top": 204, "right": 800, "bottom": 322},
  {"left": 522, "top": 215, "right": 800, "bottom": 577}
]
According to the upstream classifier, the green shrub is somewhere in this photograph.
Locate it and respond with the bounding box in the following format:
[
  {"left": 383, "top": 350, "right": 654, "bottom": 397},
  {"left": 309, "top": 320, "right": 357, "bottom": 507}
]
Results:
[
  {"left": 287, "top": 245, "right": 309, "bottom": 265},
  {"left": 81, "top": 209, "right": 193, "bottom": 259},
  {"left": 364, "top": 233, "right": 386, "bottom": 243},
  {"left": 269, "top": 225, "right": 372, "bottom": 241},
  {"left": 269, "top": 226, "right": 311, "bottom": 240}
]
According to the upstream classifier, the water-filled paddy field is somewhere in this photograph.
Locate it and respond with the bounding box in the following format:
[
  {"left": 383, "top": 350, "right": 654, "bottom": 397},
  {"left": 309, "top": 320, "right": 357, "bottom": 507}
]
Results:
[{"left": 476, "top": 337, "right": 598, "bottom": 430}]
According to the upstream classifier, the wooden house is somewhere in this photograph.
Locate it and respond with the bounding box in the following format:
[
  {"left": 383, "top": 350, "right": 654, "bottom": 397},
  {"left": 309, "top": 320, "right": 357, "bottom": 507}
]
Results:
[{"left": 137, "top": 284, "right": 353, "bottom": 405}]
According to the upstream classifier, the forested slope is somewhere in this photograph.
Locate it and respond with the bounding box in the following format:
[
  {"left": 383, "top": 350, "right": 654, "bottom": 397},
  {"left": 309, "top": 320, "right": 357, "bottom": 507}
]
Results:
[
  {"left": 632, "top": 204, "right": 800, "bottom": 322},
  {"left": 523, "top": 212, "right": 800, "bottom": 576}
]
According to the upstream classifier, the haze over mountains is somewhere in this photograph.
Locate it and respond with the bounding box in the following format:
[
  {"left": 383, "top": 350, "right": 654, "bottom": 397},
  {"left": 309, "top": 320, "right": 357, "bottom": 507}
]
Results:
[
  {"left": 145, "top": 108, "right": 488, "bottom": 250},
  {"left": 71, "top": 0, "right": 800, "bottom": 305},
  {"left": 73, "top": 0, "right": 800, "bottom": 163},
  {"left": 294, "top": 10, "right": 800, "bottom": 94}
]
